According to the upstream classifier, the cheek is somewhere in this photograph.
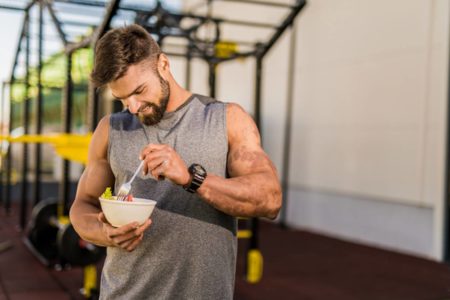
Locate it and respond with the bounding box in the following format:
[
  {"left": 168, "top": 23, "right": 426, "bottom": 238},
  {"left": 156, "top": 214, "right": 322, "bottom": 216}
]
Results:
[{"left": 143, "top": 89, "right": 162, "bottom": 102}]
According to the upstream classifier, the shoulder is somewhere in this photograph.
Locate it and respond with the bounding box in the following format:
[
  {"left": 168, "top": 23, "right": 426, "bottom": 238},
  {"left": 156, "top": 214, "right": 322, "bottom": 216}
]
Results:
[
  {"left": 225, "top": 102, "right": 260, "bottom": 145},
  {"left": 94, "top": 115, "right": 111, "bottom": 137},
  {"left": 88, "top": 115, "right": 111, "bottom": 161},
  {"left": 226, "top": 102, "right": 248, "bottom": 119}
]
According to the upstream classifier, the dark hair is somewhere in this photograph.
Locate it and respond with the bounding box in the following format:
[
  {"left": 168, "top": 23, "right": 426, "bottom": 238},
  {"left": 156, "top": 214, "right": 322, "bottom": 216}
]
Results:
[{"left": 90, "top": 24, "right": 161, "bottom": 88}]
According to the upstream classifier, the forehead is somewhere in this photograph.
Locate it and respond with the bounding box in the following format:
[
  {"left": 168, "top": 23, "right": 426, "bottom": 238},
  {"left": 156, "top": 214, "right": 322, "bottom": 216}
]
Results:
[{"left": 109, "top": 63, "right": 155, "bottom": 92}]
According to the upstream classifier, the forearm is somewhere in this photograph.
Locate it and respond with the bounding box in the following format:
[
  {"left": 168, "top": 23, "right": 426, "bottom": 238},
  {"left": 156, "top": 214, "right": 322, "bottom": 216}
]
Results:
[
  {"left": 69, "top": 200, "right": 110, "bottom": 247},
  {"left": 197, "top": 172, "right": 281, "bottom": 219}
]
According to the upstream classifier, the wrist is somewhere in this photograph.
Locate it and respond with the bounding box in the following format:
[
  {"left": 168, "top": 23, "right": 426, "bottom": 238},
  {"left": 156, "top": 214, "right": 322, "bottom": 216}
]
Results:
[
  {"left": 184, "top": 163, "right": 207, "bottom": 193},
  {"left": 182, "top": 172, "right": 192, "bottom": 189}
]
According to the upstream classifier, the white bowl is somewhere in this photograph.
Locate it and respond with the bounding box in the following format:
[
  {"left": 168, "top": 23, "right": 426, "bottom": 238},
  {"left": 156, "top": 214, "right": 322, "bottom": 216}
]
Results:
[{"left": 99, "top": 197, "right": 157, "bottom": 227}]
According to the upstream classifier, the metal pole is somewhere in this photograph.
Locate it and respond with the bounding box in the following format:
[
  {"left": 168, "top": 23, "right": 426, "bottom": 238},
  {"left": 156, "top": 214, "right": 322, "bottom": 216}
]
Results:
[
  {"left": 254, "top": 55, "right": 262, "bottom": 133},
  {"left": 247, "top": 54, "right": 264, "bottom": 254},
  {"left": 4, "top": 7, "right": 30, "bottom": 213},
  {"left": 20, "top": 13, "right": 31, "bottom": 230},
  {"left": 44, "top": 0, "right": 67, "bottom": 46},
  {"left": 218, "top": 0, "right": 296, "bottom": 8},
  {"left": 0, "top": 4, "right": 27, "bottom": 11},
  {"left": 185, "top": 46, "right": 192, "bottom": 90},
  {"left": 0, "top": 82, "right": 5, "bottom": 208},
  {"left": 5, "top": 83, "right": 13, "bottom": 214},
  {"left": 279, "top": 24, "right": 297, "bottom": 228},
  {"left": 259, "top": 0, "right": 306, "bottom": 58},
  {"left": 60, "top": 53, "right": 73, "bottom": 216},
  {"left": 33, "top": 0, "right": 44, "bottom": 206},
  {"left": 443, "top": 5, "right": 450, "bottom": 262},
  {"left": 208, "top": 61, "right": 217, "bottom": 98},
  {"left": 87, "top": 0, "right": 121, "bottom": 131}
]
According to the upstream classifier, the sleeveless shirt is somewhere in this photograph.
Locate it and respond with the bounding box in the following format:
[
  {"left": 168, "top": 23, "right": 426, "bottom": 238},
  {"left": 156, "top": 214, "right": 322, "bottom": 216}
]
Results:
[{"left": 101, "top": 94, "right": 237, "bottom": 299}]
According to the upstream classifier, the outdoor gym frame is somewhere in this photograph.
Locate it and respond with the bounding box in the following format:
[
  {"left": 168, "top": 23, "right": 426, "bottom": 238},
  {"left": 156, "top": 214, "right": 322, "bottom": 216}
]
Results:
[{"left": 0, "top": 0, "right": 306, "bottom": 269}]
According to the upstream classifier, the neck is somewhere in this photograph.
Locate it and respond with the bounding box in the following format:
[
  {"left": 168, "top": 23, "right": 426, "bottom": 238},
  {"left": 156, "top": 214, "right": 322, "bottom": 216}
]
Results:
[{"left": 166, "top": 80, "right": 192, "bottom": 112}]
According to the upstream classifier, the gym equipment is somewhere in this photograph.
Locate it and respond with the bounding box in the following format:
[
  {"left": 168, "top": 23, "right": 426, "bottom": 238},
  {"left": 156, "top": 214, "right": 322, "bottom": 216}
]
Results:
[
  {"left": 0, "top": 240, "right": 13, "bottom": 254},
  {"left": 1, "top": 0, "right": 307, "bottom": 288},
  {"left": 0, "top": 133, "right": 91, "bottom": 165},
  {"left": 238, "top": 217, "right": 263, "bottom": 283},
  {"left": 25, "top": 198, "right": 105, "bottom": 267},
  {"left": 24, "top": 197, "right": 104, "bottom": 299}
]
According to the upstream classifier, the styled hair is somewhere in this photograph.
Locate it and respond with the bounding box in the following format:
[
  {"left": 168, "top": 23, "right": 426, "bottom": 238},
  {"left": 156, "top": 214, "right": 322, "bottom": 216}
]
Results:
[{"left": 90, "top": 24, "right": 161, "bottom": 88}]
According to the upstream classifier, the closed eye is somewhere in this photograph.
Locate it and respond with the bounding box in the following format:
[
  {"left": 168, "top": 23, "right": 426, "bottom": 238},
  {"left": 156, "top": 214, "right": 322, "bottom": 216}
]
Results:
[{"left": 135, "top": 86, "right": 146, "bottom": 95}]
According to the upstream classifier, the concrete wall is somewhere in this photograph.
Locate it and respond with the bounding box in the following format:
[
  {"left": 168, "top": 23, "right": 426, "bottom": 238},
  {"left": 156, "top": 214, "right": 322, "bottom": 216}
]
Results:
[{"left": 285, "top": 0, "right": 449, "bottom": 260}]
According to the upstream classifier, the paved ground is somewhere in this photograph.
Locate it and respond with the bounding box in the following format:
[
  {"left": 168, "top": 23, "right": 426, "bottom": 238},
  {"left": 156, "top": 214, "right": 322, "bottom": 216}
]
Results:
[{"left": 1, "top": 204, "right": 450, "bottom": 300}]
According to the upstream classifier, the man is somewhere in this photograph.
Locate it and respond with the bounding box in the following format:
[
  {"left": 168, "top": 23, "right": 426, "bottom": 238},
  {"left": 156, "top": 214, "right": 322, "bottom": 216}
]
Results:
[{"left": 70, "top": 24, "right": 281, "bottom": 299}]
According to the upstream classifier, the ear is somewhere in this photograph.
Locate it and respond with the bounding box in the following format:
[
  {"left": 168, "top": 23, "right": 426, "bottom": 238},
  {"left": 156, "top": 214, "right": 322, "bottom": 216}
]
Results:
[{"left": 158, "top": 53, "right": 170, "bottom": 72}]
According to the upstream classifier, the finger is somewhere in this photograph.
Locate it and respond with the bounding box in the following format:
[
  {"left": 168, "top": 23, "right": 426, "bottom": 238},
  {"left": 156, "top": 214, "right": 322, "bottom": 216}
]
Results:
[
  {"left": 109, "top": 221, "right": 140, "bottom": 238},
  {"left": 150, "top": 163, "right": 166, "bottom": 180},
  {"left": 141, "top": 150, "right": 167, "bottom": 172},
  {"left": 126, "top": 234, "right": 145, "bottom": 252},
  {"left": 116, "top": 219, "right": 151, "bottom": 246},
  {"left": 144, "top": 157, "right": 167, "bottom": 176},
  {"left": 140, "top": 144, "right": 169, "bottom": 160},
  {"left": 98, "top": 212, "right": 110, "bottom": 225},
  {"left": 116, "top": 233, "right": 140, "bottom": 247},
  {"left": 115, "top": 236, "right": 138, "bottom": 250},
  {"left": 111, "top": 219, "right": 151, "bottom": 247},
  {"left": 135, "top": 219, "right": 152, "bottom": 235},
  {"left": 112, "top": 228, "right": 143, "bottom": 246}
]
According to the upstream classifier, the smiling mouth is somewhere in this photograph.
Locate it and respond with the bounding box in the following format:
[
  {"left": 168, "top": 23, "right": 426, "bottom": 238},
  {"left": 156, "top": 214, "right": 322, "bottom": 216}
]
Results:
[{"left": 138, "top": 105, "right": 153, "bottom": 114}]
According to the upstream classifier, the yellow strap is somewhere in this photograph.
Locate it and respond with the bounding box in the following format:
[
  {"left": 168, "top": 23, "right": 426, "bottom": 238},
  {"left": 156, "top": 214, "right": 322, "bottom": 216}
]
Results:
[
  {"left": 82, "top": 264, "right": 97, "bottom": 298},
  {"left": 0, "top": 133, "right": 91, "bottom": 165},
  {"left": 237, "top": 229, "right": 252, "bottom": 239},
  {"left": 215, "top": 41, "right": 238, "bottom": 59},
  {"left": 246, "top": 249, "right": 263, "bottom": 283}
]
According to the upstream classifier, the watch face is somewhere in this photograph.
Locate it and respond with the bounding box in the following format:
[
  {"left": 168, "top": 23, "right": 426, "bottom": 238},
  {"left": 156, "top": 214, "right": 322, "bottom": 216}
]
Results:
[{"left": 191, "top": 164, "right": 207, "bottom": 176}]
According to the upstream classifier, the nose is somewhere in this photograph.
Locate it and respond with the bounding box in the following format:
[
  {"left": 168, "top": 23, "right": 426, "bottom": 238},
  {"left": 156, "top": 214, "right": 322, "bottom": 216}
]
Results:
[{"left": 127, "top": 97, "right": 142, "bottom": 114}]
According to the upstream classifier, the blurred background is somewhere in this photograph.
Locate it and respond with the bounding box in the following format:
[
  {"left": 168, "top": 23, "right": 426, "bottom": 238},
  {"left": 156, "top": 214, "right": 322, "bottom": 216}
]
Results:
[{"left": 0, "top": 0, "right": 450, "bottom": 299}]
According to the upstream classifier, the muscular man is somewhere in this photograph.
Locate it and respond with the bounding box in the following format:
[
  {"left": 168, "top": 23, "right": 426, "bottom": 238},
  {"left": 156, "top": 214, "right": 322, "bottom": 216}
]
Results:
[{"left": 70, "top": 24, "right": 281, "bottom": 299}]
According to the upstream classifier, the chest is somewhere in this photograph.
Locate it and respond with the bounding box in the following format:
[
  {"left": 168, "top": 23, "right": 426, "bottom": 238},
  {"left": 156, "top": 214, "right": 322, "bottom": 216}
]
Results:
[{"left": 109, "top": 113, "right": 228, "bottom": 185}]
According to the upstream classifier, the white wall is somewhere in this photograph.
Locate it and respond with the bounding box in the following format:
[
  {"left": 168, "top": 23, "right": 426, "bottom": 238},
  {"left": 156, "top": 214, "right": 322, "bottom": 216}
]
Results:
[
  {"left": 180, "top": 0, "right": 450, "bottom": 260},
  {"left": 284, "top": 0, "right": 448, "bottom": 260}
]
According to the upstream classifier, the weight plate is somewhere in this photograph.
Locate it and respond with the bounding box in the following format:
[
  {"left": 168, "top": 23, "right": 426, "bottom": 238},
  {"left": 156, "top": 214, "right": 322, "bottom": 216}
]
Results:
[{"left": 57, "top": 224, "right": 105, "bottom": 267}]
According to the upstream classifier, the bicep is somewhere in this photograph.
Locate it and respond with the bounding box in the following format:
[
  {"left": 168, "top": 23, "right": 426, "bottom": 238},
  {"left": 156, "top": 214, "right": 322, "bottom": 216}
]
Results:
[
  {"left": 226, "top": 104, "right": 277, "bottom": 178},
  {"left": 74, "top": 116, "right": 114, "bottom": 206}
]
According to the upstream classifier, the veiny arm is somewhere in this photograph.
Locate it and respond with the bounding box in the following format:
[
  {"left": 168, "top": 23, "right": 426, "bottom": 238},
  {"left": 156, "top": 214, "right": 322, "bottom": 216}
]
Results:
[
  {"left": 196, "top": 103, "right": 282, "bottom": 219},
  {"left": 70, "top": 116, "right": 151, "bottom": 250}
]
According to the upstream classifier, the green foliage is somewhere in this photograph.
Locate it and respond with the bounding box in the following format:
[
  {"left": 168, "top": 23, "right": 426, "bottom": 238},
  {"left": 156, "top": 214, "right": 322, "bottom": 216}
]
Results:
[{"left": 10, "top": 48, "right": 93, "bottom": 130}]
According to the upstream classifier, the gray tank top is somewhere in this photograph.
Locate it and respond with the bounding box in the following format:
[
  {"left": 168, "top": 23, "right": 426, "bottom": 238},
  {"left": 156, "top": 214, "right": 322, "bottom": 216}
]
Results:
[{"left": 101, "top": 94, "right": 237, "bottom": 300}]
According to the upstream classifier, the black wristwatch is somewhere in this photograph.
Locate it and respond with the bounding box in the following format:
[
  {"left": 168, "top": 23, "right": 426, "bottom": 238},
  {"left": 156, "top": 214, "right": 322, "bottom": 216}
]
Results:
[{"left": 184, "top": 163, "right": 207, "bottom": 193}]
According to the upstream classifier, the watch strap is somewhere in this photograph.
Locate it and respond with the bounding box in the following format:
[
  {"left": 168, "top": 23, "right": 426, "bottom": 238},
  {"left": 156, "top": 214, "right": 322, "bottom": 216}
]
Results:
[{"left": 184, "top": 164, "right": 206, "bottom": 193}]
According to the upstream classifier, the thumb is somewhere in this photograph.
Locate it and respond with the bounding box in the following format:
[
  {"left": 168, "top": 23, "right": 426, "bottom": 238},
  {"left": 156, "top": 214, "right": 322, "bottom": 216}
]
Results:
[{"left": 98, "top": 212, "right": 109, "bottom": 224}]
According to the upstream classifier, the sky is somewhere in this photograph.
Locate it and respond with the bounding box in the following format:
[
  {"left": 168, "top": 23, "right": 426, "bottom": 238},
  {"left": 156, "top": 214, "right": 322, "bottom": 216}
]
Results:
[{"left": 0, "top": 10, "right": 23, "bottom": 88}]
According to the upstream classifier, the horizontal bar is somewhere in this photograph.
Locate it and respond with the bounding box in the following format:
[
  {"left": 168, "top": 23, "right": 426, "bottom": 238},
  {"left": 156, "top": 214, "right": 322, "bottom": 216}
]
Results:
[
  {"left": 60, "top": 19, "right": 98, "bottom": 27},
  {"left": 55, "top": 0, "right": 282, "bottom": 31},
  {"left": 259, "top": 0, "right": 306, "bottom": 57},
  {"left": 217, "top": 0, "right": 296, "bottom": 8},
  {"left": 0, "top": 4, "right": 26, "bottom": 11},
  {"left": 65, "top": 35, "right": 91, "bottom": 53},
  {"left": 53, "top": 0, "right": 107, "bottom": 8},
  {"left": 222, "top": 18, "right": 278, "bottom": 29}
]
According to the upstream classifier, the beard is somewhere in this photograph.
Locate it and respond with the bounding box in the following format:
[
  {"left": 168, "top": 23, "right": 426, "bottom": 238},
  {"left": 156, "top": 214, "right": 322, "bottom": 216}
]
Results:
[{"left": 137, "top": 72, "right": 170, "bottom": 126}]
